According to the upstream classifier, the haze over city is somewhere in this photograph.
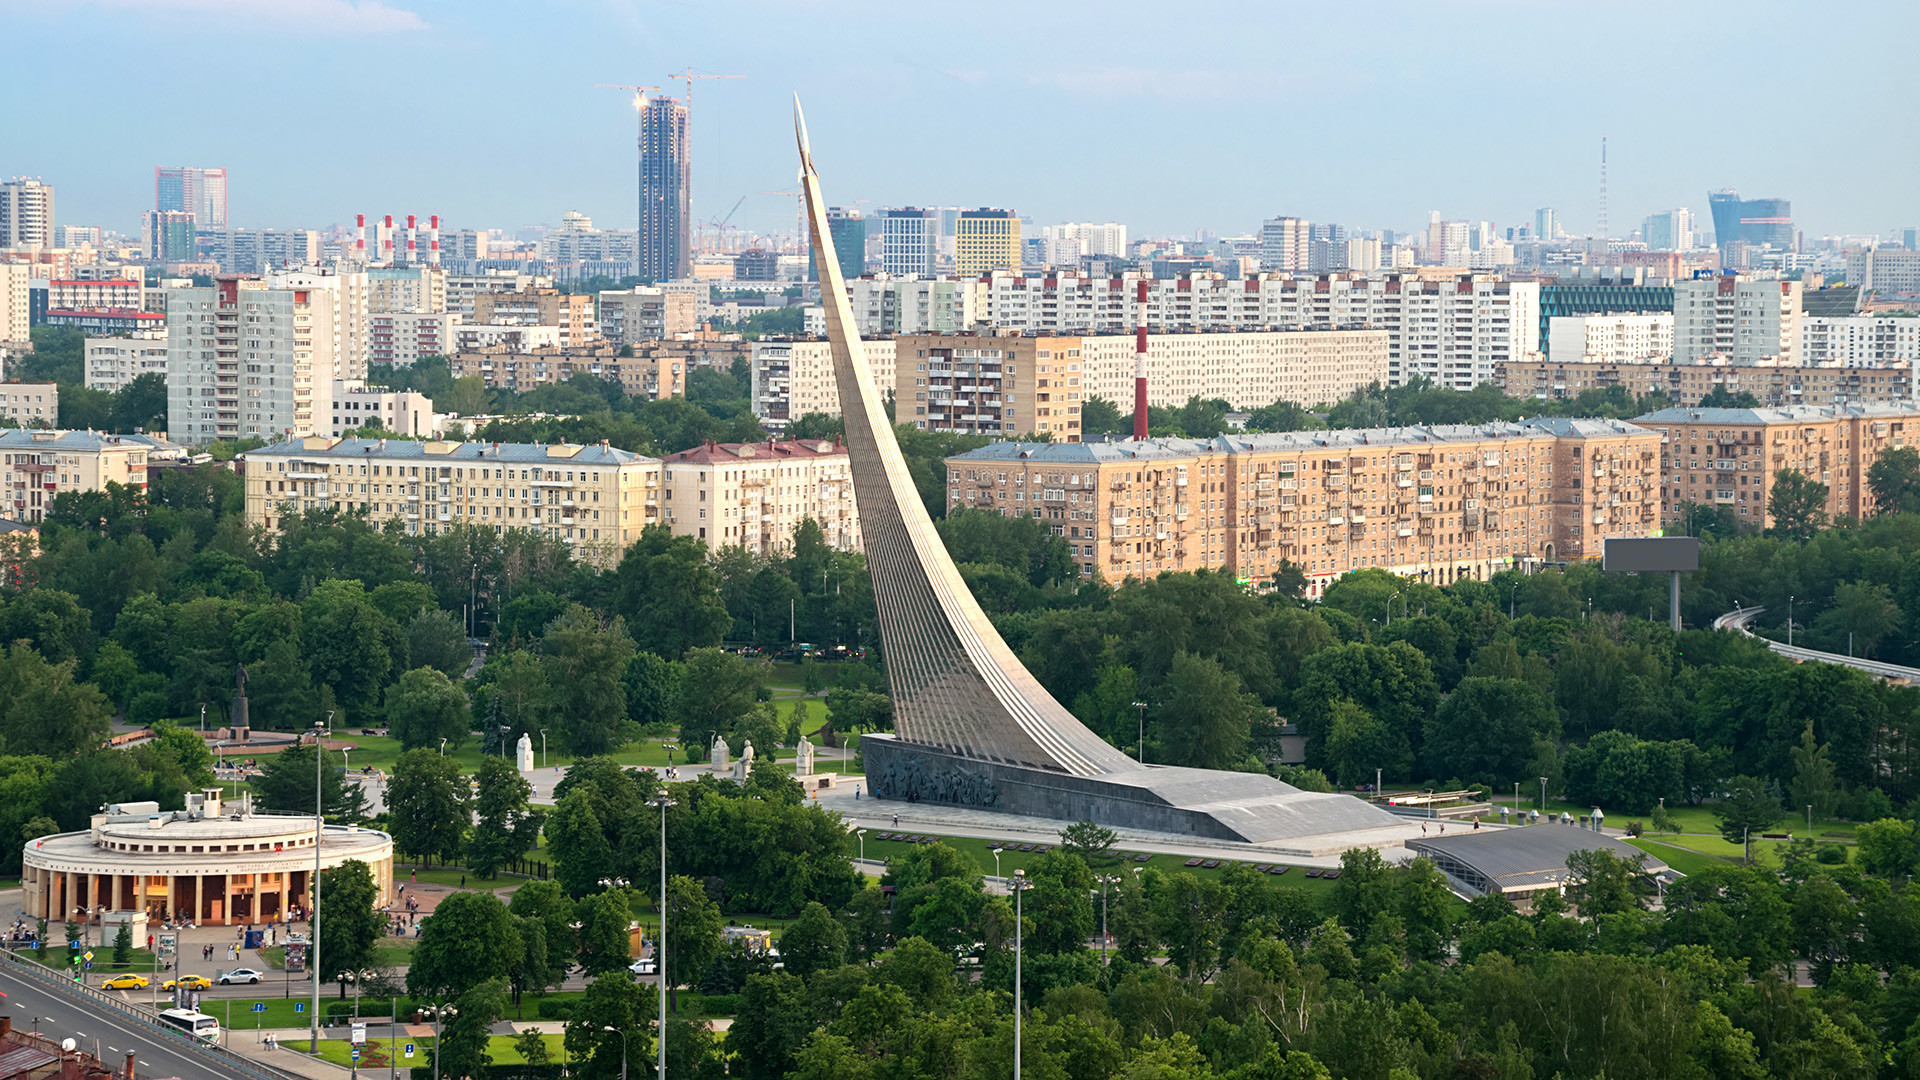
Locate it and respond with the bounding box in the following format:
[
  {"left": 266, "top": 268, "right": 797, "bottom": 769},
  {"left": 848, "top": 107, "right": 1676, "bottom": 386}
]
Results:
[{"left": 6, "top": 0, "right": 1918, "bottom": 240}]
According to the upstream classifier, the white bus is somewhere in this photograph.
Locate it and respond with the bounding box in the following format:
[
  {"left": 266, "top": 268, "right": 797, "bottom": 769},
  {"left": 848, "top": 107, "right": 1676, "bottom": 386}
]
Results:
[{"left": 157, "top": 1009, "right": 220, "bottom": 1043}]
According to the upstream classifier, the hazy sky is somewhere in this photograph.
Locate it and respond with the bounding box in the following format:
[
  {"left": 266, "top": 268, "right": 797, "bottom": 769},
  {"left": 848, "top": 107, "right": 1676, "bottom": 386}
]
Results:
[{"left": 5, "top": 0, "right": 1914, "bottom": 244}]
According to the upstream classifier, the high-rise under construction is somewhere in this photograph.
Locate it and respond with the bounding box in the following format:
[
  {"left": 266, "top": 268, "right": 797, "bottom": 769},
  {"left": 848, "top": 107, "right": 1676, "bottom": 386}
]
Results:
[{"left": 638, "top": 96, "right": 691, "bottom": 282}]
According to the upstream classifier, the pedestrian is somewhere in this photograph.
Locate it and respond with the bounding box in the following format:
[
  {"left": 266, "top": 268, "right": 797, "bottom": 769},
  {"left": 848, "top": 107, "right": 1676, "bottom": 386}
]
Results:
[
  {"left": 460, "top": 874, "right": 465, "bottom": 888},
  {"left": 1421, "top": 823, "right": 1428, "bottom": 836},
  {"left": 893, "top": 814, "right": 899, "bottom": 828},
  {"left": 855, "top": 784, "right": 861, "bottom": 799}
]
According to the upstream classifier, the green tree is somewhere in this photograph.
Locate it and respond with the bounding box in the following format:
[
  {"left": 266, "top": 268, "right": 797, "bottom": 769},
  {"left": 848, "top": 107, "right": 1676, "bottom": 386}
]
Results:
[
  {"left": 439, "top": 978, "right": 511, "bottom": 1079},
  {"left": 665, "top": 874, "right": 724, "bottom": 1010},
  {"left": 317, "top": 859, "right": 386, "bottom": 980},
  {"left": 1786, "top": 722, "right": 1839, "bottom": 824},
  {"left": 1563, "top": 848, "right": 1645, "bottom": 916},
  {"left": 1815, "top": 580, "right": 1903, "bottom": 658},
  {"left": 406, "top": 608, "right": 472, "bottom": 678},
  {"left": 408, "top": 892, "right": 523, "bottom": 1001},
  {"left": 576, "top": 889, "right": 635, "bottom": 976},
  {"left": 545, "top": 787, "right": 614, "bottom": 898},
  {"left": 251, "top": 744, "right": 357, "bottom": 817},
  {"left": 112, "top": 922, "right": 132, "bottom": 966},
  {"left": 0, "top": 643, "right": 113, "bottom": 758},
  {"left": 1154, "top": 651, "right": 1257, "bottom": 770},
  {"left": 1868, "top": 444, "right": 1920, "bottom": 515},
  {"left": 1059, "top": 820, "right": 1118, "bottom": 866},
  {"left": 732, "top": 971, "right": 810, "bottom": 1080},
  {"left": 543, "top": 605, "right": 635, "bottom": 756},
  {"left": 1319, "top": 698, "right": 1391, "bottom": 788},
  {"left": 1715, "top": 775, "right": 1783, "bottom": 862},
  {"left": 1423, "top": 677, "right": 1558, "bottom": 785},
  {"left": 386, "top": 749, "right": 469, "bottom": 864},
  {"left": 613, "top": 526, "right": 732, "bottom": 656},
  {"left": 301, "top": 579, "right": 405, "bottom": 718},
  {"left": 1767, "top": 469, "right": 1829, "bottom": 541},
  {"left": 671, "top": 648, "right": 766, "bottom": 758},
  {"left": 384, "top": 666, "right": 471, "bottom": 751},
  {"left": 467, "top": 755, "right": 544, "bottom": 878},
  {"left": 507, "top": 880, "right": 576, "bottom": 990},
  {"left": 777, "top": 901, "right": 847, "bottom": 981},
  {"left": 563, "top": 972, "right": 653, "bottom": 1080}
]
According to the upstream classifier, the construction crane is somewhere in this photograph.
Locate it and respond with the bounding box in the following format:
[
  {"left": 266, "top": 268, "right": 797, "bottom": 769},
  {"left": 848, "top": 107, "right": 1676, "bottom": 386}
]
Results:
[
  {"left": 699, "top": 194, "right": 750, "bottom": 255},
  {"left": 594, "top": 83, "right": 663, "bottom": 230},
  {"left": 760, "top": 189, "right": 803, "bottom": 257},
  {"left": 666, "top": 68, "right": 744, "bottom": 228}
]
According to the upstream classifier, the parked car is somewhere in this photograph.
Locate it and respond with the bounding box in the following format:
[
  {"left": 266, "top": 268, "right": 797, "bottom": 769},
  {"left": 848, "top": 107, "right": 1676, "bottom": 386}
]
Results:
[
  {"left": 100, "top": 974, "right": 148, "bottom": 990},
  {"left": 628, "top": 958, "right": 656, "bottom": 976},
  {"left": 217, "top": 968, "right": 264, "bottom": 985}
]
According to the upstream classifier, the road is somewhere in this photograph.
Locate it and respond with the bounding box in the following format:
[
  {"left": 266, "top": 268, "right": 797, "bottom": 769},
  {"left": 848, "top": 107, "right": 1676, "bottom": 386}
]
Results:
[
  {"left": 0, "top": 962, "right": 270, "bottom": 1080},
  {"left": 1715, "top": 606, "right": 1920, "bottom": 682}
]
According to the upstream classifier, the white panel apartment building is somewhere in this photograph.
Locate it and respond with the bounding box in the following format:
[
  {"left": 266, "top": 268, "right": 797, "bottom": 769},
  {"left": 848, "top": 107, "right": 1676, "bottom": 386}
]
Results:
[
  {"left": 0, "top": 382, "right": 57, "bottom": 426},
  {"left": 847, "top": 278, "right": 980, "bottom": 335},
  {"left": 267, "top": 268, "right": 370, "bottom": 380},
  {"left": 0, "top": 263, "right": 31, "bottom": 350},
  {"left": 42, "top": 279, "right": 143, "bottom": 312},
  {"left": 1672, "top": 275, "right": 1802, "bottom": 365},
  {"left": 195, "top": 229, "right": 322, "bottom": 274},
  {"left": 749, "top": 338, "right": 899, "bottom": 431},
  {"left": 328, "top": 380, "right": 443, "bottom": 437},
  {"left": 972, "top": 271, "right": 1536, "bottom": 389},
  {"left": 166, "top": 278, "right": 338, "bottom": 446},
  {"left": 85, "top": 330, "right": 170, "bottom": 391},
  {"left": 1072, "top": 330, "right": 1390, "bottom": 412},
  {"left": 1548, "top": 313, "right": 1674, "bottom": 363},
  {"left": 1801, "top": 316, "right": 1920, "bottom": 368}
]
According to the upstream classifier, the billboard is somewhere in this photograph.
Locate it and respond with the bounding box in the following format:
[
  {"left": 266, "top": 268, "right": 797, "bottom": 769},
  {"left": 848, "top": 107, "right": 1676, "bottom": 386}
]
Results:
[{"left": 1603, "top": 536, "right": 1700, "bottom": 573}]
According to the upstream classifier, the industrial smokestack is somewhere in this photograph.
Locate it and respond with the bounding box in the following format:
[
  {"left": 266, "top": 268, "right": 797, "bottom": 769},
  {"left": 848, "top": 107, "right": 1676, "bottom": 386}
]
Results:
[
  {"left": 382, "top": 214, "right": 394, "bottom": 255},
  {"left": 1133, "top": 279, "right": 1149, "bottom": 441},
  {"left": 355, "top": 214, "right": 365, "bottom": 254},
  {"left": 405, "top": 214, "right": 417, "bottom": 262},
  {"left": 429, "top": 215, "right": 440, "bottom": 265}
]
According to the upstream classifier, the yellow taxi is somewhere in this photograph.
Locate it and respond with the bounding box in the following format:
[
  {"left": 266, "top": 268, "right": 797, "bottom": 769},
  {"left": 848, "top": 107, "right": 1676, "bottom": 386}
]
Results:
[
  {"left": 162, "top": 975, "right": 212, "bottom": 991},
  {"left": 100, "top": 974, "right": 148, "bottom": 990}
]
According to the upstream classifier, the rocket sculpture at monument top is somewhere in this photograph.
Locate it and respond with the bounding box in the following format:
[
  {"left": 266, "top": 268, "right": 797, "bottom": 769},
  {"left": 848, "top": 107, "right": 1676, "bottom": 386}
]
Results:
[{"left": 793, "top": 97, "right": 1139, "bottom": 778}]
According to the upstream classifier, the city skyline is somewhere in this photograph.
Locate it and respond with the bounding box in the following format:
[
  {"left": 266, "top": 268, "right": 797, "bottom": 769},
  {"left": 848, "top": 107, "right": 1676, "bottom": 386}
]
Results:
[{"left": 2, "top": 0, "right": 1915, "bottom": 243}]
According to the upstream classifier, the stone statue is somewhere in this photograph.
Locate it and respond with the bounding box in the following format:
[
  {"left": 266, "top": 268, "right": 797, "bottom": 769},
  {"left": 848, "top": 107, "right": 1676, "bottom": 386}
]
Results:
[
  {"left": 733, "top": 740, "right": 755, "bottom": 782},
  {"left": 710, "top": 734, "right": 729, "bottom": 772},
  {"left": 796, "top": 735, "right": 815, "bottom": 777},
  {"left": 230, "top": 663, "right": 251, "bottom": 738},
  {"left": 515, "top": 733, "right": 534, "bottom": 773}
]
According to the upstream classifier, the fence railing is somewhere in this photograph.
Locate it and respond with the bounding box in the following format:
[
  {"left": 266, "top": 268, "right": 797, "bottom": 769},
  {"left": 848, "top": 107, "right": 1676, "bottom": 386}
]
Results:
[{"left": 0, "top": 948, "right": 311, "bottom": 1080}]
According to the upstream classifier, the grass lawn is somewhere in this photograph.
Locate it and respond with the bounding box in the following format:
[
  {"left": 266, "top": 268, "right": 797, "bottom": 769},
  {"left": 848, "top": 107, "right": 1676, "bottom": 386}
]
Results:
[
  {"left": 1626, "top": 838, "right": 1729, "bottom": 876},
  {"left": 1485, "top": 795, "right": 1861, "bottom": 840},
  {"left": 308, "top": 1033, "right": 564, "bottom": 1068}
]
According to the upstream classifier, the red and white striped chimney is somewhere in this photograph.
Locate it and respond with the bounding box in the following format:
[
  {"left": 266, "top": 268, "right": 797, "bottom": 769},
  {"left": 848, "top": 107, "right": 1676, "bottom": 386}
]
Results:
[
  {"left": 405, "top": 214, "right": 417, "bottom": 262},
  {"left": 355, "top": 214, "right": 365, "bottom": 254},
  {"left": 1133, "top": 279, "right": 1149, "bottom": 441},
  {"left": 428, "top": 215, "right": 440, "bottom": 265},
  {"left": 383, "top": 214, "right": 394, "bottom": 255}
]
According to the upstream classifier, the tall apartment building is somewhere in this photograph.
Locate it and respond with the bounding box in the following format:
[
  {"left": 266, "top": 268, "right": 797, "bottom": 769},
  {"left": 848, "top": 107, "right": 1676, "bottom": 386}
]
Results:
[
  {"left": 154, "top": 167, "right": 227, "bottom": 230},
  {"left": 895, "top": 329, "right": 1389, "bottom": 439},
  {"left": 880, "top": 208, "right": 939, "bottom": 278},
  {"left": 451, "top": 325, "right": 560, "bottom": 355},
  {"left": 541, "top": 214, "right": 640, "bottom": 281},
  {"left": 0, "top": 264, "right": 27, "bottom": 349},
  {"left": 195, "top": 229, "right": 322, "bottom": 274},
  {"left": 955, "top": 210, "right": 1020, "bottom": 275},
  {"left": 1499, "top": 357, "right": 1913, "bottom": 409},
  {"left": 1260, "top": 217, "right": 1311, "bottom": 271},
  {"left": 1641, "top": 209, "right": 1694, "bottom": 252},
  {"left": 638, "top": 96, "right": 691, "bottom": 282},
  {"left": 1707, "top": 190, "right": 1793, "bottom": 256},
  {"left": 367, "top": 265, "right": 447, "bottom": 316},
  {"left": 945, "top": 417, "right": 1660, "bottom": 590},
  {"left": 659, "top": 438, "right": 859, "bottom": 554},
  {"left": 1042, "top": 222, "right": 1128, "bottom": 265},
  {"left": 165, "top": 277, "right": 338, "bottom": 445},
  {"left": 1801, "top": 315, "right": 1920, "bottom": 366},
  {"left": 1534, "top": 209, "right": 1560, "bottom": 241},
  {"left": 1427, "top": 218, "right": 1471, "bottom": 266},
  {"left": 0, "top": 179, "right": 54, "bottom": 249},
  {"left": 749, "top": 337, "right": 898, "bottom": 430},
  {"left": 0, "top": 383, "right": 57, "bottom": 426},
  {"left": 1, "top": 429, "right": 179, "bottom": 524},
  {"left": 365, "top": 312, "right": 457, "bottom": 367},
  {"left": 141, "top": 210, "right": 197, "bottom": 263},
  {"left": 1672, "top": 275, "right": 1802, "bottom": 365},
  {"left": 449, "top": 343, "right": 685, "bottom": 399},
  {"left": 85, "top": 331, "right": 170, "bottom": 392},
  {"left": 809, "top": 208, "right": 865, "bottom": 283},
  {"left": 846, "top": 278, "right": 980, "bottom": 336},
  {"left": 1636, "top": 403, "right": 1920, "bottom": 527},
  {"left": 472, "top": 288, "right": 596, "bottom": 348},
  {"left": 241, "top": 435, "right": 661, "bottom": 565},
  {"left": 267, "top": 267, "right": 371, "bottom": 380},
  {"left": 1848, "top": 249, "right": 1920, "bottom": 298},
  {"left": 58, "top": 226, "right": 101, "bottom": 249},
  {"left": 598, "top": 285, "right": 699, "bottom": 345},
  {"left": 1547, "top": 313, "right": 1674, "bottom": 363}
]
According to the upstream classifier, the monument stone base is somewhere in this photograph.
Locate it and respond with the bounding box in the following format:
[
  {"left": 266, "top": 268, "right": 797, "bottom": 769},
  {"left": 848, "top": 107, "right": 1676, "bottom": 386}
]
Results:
[{"left": 862, "top": 734, "right": 1402, "bottom": 845}]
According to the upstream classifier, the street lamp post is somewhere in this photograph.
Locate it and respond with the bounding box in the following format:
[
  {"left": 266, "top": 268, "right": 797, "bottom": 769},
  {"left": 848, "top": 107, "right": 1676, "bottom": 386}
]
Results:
[
  {"left": 539, "top": 729, "right": 548, "bottom": 769},
  {"left": 1539, "top": 776, "right": 1547, "bottom": 814},
  {"left": 1131, "top": 701, "right": 1148, "bottom": 764},
  {"left": 1386, "top": 591, "right": 1398, "bottom": 628},
  {"left": 1095, "top": 875, "right": 1119, "bottom": 966},
  {"left": 429, "top": 1006, "right": 457, "bottom": 1080},
  {"left": 990, "top": 848, "right": 1002, "bottom": 884},
  {"left": 1788, "top": 595, "right": 1795, "bottom": 647},
  {"left": 602, "top": 1026, "right": 630, "bottom": 1080},
  {"left": 312, "top": 713, "right": 330, "bottom": 1054},
  {"left": 1010, "top": 870, "right": 1033, "bottom": 1080},
  {"left": 647, "top": 790, "right": 676, "bottom": 1080},
  {"left": 856, "top": 828, "right": 866, "bottom": 865},
  {"left": 438, "top": 737, "right": 447, "bottom": 756},
  {"left": 200, "top": 703, "right": 207, "bottom": 733}
]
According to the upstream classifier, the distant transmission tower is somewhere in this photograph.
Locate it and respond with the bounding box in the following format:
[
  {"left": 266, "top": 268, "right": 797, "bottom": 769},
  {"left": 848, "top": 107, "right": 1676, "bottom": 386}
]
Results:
[{"left": 1597, "top": 136, "right": 1608, "bottom": 242}]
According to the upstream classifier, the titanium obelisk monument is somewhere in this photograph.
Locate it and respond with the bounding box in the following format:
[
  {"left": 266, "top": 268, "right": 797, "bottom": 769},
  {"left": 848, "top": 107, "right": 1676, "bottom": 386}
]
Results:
[{"left": 796, "top": 99, "right": 1400, "bottom": 846}]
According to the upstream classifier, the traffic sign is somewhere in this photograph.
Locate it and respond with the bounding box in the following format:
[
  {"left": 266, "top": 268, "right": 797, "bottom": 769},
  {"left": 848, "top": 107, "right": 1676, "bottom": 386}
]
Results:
[
  {"left": 404, "top": 1044, "right": 415, "bottom": 1058},
  {"left": 350, "top": 1049, "right": 360, "bottom": 1063},
  {"left": 251, "top": 1003, "right": 267, "bottom": 1013},
  {"left": 294, "top": 1002, "right": 305, "bottom": 1013},
  {"left": 82, "top": 951, "right": 92, "bottom": 962},
  {"left": 83, "top": 962, "right": 91, "bottom": 970}
]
